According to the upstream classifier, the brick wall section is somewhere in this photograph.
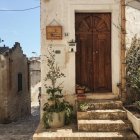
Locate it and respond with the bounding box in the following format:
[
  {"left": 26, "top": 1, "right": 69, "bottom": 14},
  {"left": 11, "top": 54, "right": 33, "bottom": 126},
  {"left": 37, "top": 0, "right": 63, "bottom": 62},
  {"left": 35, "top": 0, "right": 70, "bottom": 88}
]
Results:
[{"left": 0, "top": 43, "right": 31, "bottom": 123}]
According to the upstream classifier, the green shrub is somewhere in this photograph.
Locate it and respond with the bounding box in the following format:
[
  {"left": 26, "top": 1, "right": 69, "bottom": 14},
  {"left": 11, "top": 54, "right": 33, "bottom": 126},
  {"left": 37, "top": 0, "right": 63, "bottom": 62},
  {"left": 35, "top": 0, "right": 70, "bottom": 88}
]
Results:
[
  {"left": 126, "top": 36, "right": 140, "bottom": 103},
  {"left": 43, "top": 47, "right": 73, "bottom": 128}
]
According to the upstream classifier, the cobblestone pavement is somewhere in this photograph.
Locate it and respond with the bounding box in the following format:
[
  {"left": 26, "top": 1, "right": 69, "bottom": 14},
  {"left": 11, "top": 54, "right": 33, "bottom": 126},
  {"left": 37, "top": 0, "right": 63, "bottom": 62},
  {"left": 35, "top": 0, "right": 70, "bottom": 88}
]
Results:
[{"left": 0, "top": 106, "right": 40, "bottom": 140}]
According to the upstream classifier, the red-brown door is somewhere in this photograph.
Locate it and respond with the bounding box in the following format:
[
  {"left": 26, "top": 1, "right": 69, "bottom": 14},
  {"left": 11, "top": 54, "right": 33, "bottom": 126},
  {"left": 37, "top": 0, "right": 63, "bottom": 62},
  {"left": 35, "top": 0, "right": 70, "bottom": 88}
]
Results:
[{"left": 76, "top": 13, "right": 112, "bottom": 92}]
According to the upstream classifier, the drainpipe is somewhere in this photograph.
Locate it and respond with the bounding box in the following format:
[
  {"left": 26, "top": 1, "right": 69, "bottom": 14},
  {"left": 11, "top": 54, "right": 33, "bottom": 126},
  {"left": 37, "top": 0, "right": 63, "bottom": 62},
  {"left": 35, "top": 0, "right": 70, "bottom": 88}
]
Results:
[{"left": 120, "top": 0, "right": 126, "bottom": 102}]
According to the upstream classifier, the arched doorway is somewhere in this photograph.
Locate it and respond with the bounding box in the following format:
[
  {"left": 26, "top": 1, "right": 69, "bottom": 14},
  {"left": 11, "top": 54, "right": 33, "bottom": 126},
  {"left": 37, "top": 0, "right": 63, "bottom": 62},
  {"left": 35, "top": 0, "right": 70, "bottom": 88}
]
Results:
[{"left": 75, "top": 13, "right": 112, "bottom": 93}]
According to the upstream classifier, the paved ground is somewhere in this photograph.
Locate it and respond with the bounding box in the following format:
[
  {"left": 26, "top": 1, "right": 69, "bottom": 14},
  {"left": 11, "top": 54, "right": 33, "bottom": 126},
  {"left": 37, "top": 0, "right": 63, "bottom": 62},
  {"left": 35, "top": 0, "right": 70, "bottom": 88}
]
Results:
[{"left": 0, "top": 106, "right": 40, "bottom": 140}]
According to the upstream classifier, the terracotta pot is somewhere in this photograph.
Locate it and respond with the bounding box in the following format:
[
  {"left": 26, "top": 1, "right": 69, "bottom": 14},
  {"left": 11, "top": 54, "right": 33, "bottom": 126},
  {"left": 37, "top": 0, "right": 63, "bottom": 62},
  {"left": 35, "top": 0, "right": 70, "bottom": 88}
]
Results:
[
  {"left": 76, "top": 88, "right": 85, "bottom": 94},
  {"left": 49, "top": 111, "right": 65, "bottom": 128},
  {"left": 77, "top": 94, "right": 86, "bottom": 100}
]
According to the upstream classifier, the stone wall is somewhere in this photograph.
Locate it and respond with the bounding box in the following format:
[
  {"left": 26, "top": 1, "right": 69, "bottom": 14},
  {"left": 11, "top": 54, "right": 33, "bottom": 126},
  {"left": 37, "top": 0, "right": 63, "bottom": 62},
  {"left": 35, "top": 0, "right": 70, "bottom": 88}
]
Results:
[
  {"left": 29, "top": 57, "right": 41, "bottom": 105},
  {"left": 29, "top": 57, "right": 41, "bottom": 87},
  {"left": 0, "top": 43, "right": 31, "bottom": 123}
]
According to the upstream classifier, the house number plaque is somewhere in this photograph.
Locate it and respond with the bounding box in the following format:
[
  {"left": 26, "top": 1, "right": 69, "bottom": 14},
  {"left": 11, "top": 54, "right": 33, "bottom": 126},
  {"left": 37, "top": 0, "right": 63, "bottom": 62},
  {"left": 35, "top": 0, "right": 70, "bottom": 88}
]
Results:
[{"left": 46, "top": 26, "right": 62, "bottom": 40}]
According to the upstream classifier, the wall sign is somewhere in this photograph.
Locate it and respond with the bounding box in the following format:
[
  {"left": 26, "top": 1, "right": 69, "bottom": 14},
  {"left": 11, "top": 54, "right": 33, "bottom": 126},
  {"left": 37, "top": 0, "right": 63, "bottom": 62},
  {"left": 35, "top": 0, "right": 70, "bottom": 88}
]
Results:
[{"left": 46, "top": 26, "right": 62, "bottom": 40}]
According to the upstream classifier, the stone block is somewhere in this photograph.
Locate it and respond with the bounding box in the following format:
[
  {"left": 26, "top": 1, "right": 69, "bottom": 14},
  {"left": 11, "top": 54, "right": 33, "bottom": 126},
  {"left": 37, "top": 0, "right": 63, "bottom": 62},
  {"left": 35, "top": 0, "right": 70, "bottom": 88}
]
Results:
[
  {"left": 77, "top": 109, "right": 127, "bottom": 120},
  {"left": 78, "top": 120, "right": 132, "bottom": 132}
]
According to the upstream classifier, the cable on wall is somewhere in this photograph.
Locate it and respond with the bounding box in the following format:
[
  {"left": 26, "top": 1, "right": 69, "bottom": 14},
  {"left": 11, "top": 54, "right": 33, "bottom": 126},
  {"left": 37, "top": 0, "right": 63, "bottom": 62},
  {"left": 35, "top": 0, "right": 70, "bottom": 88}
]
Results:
[{"left": 0, "top": 6, "right": 40, "bottom": 12}]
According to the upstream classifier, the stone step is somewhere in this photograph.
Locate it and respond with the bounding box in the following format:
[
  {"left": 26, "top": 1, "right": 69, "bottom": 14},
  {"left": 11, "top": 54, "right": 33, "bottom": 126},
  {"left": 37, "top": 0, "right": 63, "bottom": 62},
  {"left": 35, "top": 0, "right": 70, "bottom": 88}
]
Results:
[
  {"left": 33, "top": 131, "right": 138, "bottom": 140},
  {"left": 78, "top": 100, "right": 123, "bottom": 110},
  {"left": 78, "top": 120, "right": 132, "bottom": 132},
  {"left": 77, "top": 109, "right": 127, "bottom": 120},
  {"left": 33, "top": 123, "right": 138, "bottom": 140},
  {"left": 86, "top": 93, "right": 119, "bottom": 100}
]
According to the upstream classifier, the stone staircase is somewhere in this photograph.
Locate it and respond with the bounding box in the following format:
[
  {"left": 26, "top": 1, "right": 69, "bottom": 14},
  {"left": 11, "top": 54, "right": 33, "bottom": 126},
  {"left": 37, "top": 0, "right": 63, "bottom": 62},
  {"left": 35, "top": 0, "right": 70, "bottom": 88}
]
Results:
[
  {"left": 77, "top": 100, "right": 138, "bottom": 139},
  {"left": 33, "top": 99, "right": 139, "bottom": 140}
]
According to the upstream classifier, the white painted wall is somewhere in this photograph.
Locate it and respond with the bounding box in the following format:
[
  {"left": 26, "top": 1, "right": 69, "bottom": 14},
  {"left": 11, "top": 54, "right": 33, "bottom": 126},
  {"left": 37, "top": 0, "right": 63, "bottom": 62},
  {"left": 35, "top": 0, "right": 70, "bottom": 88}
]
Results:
[
  {"left": 126, "top": 6, "right": 140, "bottom": 48},
  {"left": 41, "top": 0, "right": 121, "bottom": 107}
]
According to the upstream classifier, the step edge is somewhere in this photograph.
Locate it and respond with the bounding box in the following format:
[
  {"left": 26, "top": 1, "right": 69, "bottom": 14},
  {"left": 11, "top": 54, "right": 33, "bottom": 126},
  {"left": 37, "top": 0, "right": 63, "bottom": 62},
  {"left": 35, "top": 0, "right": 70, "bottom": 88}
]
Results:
[
  {"left": 78, "top": 120, "right": 131, "bottom": 124},
  {"left": 77, "top": 110, "right": 126, "bottom": 113}
]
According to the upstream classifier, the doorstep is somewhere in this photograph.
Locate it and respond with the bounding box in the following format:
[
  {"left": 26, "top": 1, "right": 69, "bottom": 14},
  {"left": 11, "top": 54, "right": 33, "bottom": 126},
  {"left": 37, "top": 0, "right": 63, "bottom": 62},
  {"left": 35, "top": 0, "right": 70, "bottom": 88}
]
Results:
[
  {"left": 85, "top": 92, "right": 118, "bottom": 100},
  {"left": 33, "top": 122, "right": 137, "bottom": 140}
]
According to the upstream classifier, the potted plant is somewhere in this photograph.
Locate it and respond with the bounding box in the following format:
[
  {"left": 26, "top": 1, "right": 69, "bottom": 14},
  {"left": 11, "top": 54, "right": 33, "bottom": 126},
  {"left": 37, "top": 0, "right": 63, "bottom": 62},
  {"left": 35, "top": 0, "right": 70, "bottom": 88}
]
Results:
[
  {"left": 124, "top": 36, "right": 140, "bottom": 137},
  {"left": 126, "top": 35, "right": 140, "bottom": 104},
  {"left": 42, "top": 47, "right": 73, "bottom": 128},
  {"left": 76, "top": 85, "right": 85, "bottom": 94}
]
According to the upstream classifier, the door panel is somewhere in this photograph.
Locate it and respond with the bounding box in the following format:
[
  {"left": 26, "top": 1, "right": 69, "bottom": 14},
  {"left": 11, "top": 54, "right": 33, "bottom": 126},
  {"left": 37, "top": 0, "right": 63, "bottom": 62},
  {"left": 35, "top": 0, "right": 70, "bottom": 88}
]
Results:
[
  {"left": 76, "top": 33, "right": 93, "bottom": 88},
  {"left": 76, "top": 13, "right": 112, "bottom": 92}
]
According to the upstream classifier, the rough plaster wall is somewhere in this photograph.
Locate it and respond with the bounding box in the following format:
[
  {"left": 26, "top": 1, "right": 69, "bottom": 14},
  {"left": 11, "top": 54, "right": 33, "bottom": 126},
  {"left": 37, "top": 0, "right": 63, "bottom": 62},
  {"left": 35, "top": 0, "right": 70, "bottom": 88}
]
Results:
[
  {"left": 0, "top": 55, "right": 8, "bottom": 122},
  {"left": 7, "top": 47, "right": 31, "bottom": 121},
  {"left": 126, "top": 6, "right": 140, "bottom": 48}
]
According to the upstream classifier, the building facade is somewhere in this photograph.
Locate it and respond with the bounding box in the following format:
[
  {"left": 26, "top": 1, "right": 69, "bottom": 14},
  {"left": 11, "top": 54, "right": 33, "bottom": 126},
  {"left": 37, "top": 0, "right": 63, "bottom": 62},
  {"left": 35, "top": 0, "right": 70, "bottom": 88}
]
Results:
[
  {"left": 41, "top": 0, "right": 124, "bottom": 106},
  {"left": 0, "top": 42, "right": 31, "bottom": 123}
]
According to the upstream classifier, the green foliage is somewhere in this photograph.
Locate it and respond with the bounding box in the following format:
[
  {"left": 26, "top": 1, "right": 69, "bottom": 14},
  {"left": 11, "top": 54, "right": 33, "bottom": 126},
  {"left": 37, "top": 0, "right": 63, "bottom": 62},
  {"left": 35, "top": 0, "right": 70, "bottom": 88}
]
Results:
[
  {"left": 126, "top": 36, "right": 140, "bottom": 93},
  {"left": 43, "top": 100, "right": 73, "bottom": 128},
  {"left": 46, "top": 87, "right": 63, "bottom": 101},
  {"left": 79, "top": 102, "right": 89, "bottom": 111},
  {"left": 63, "top": 101, "right": 74, "bottom": 125},
  {"left": 134, "top": 101, "right": 140, "bottom": 107},
  {"left": 45, "top": 48, "right": 65, "bottom": 89},
  {"left": 133, "top": 101, "right": 140, "bottom": 111},
  {"left": 43, "top": 47, "right": 73, "bottom": 128}
]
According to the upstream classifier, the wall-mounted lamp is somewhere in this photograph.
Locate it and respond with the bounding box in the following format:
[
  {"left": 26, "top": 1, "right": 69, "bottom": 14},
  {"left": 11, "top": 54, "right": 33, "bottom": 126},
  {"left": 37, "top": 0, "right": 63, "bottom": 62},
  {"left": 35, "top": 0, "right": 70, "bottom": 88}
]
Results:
[{"left": 68, "top": 39, "right": 76, "bottom": 52}]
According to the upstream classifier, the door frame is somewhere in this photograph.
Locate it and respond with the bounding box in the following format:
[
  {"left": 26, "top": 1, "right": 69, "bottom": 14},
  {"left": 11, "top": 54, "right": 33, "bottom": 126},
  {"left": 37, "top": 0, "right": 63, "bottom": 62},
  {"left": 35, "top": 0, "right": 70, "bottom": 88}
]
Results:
[
  {"left": 75, "top": 13, "right": 112, "bottom": 92},
  {"left": 67, "top": 2, "right": 121, "bottom": 95}
]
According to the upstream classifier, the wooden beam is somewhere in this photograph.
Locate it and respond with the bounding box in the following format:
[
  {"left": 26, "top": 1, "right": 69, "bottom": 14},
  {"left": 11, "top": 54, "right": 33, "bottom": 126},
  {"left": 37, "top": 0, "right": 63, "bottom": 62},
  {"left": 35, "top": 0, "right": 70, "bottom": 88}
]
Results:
[{"left": 120, "top": 0, "right": 126, "bottom": 102}]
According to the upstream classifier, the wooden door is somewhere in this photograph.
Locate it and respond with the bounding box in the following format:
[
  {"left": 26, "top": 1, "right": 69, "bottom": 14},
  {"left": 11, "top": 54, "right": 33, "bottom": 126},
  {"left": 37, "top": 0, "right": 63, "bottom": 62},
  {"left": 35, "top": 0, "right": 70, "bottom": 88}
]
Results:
[{"left": 76, "top": 13, "right": 112, "bottom": 92}]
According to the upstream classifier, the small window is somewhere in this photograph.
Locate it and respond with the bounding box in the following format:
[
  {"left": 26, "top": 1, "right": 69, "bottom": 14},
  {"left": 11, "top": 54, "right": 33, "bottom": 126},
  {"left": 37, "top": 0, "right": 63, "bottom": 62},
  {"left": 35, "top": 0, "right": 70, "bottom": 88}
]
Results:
[{"left": 18, "top": 73, "right": 22, "bottom": 92}]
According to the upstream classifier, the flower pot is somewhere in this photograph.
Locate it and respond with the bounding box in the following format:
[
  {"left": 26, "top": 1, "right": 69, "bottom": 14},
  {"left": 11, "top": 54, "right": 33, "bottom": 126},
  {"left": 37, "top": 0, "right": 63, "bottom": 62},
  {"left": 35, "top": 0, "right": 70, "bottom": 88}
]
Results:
[
  {"left": 124, "top": 107, "right": 140, "bottom": 137},
  {"left": 49, "top": 111, "right": 65, "bottom": 128},
  {"left": 77, "top": 94, "right": 86, "bottom": 100},
  {"left": 76, "top": 88, "right": 85, "bottom": 94}
]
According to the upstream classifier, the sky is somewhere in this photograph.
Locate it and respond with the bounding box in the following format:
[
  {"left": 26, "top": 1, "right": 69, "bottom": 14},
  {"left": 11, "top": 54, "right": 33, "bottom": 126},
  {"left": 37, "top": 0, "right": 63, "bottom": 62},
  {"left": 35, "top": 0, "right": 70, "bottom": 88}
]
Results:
[{"left": 0, "top": 0, "right": 40, "bottom": 57}]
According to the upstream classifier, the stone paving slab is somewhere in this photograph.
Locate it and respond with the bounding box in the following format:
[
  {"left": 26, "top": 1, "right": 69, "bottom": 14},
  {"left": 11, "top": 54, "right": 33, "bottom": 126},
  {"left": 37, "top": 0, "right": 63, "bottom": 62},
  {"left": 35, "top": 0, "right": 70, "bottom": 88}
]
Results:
[
  {"left": 33, "top": 122, "right": 138, "bottom": 140},
  {"left": 0, "top": 106, "right": 40, "bottom": 140},
  {"left": 0, "top": 135, "right": 32, "bottom": 140}
]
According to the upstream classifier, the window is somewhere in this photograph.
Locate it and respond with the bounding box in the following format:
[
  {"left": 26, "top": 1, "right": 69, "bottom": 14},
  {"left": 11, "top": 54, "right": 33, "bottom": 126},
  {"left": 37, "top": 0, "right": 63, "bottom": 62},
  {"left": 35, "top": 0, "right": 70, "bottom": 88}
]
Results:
[{"left": 18, "top": 73, "right": 22, "bottom": 92}]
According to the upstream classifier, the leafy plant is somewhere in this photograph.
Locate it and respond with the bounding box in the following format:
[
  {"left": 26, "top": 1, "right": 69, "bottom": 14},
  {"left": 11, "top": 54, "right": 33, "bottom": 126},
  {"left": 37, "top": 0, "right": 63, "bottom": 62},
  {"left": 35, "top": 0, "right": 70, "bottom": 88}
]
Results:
[
  {"left": 135, "top": 101, "right": 140, "bottom": 106},
  {"left": 79, "top": 102, "right": 89, "bottom": 111},
  {"left": 126, "top": 36, "right": 140, "bottom": 93},
  {"left": 43, "top": 47, "right": 73, "bottom": 128}
]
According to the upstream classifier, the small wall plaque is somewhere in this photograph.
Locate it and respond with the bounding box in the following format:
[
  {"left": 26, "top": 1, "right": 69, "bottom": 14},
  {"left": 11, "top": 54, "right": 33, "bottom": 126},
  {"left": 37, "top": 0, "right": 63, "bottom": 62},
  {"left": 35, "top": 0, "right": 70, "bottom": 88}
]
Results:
[{"left": 46, "top": 26, "right": 62, "bottom": 40}]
